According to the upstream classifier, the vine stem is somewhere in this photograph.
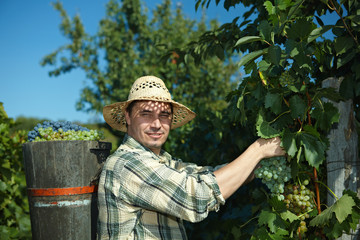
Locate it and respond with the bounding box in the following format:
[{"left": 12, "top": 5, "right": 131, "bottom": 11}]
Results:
[
  {"left": 304, "top": 90, "right": 322, "bottom": 213},
  {"left": 298, "top": 227, "right": 302, "bottom": 240},
  {"left": 313, "top": 167, "right": 322, "bottom": 214},
  {"left": 269, "top": 110, "right": 291, "bottom": 124},
  {"left": 315, "top": 180, "right": 339, "bottom": 201},
  {"left": 238, "top": 216, "right": 258, "bottom": 229}
]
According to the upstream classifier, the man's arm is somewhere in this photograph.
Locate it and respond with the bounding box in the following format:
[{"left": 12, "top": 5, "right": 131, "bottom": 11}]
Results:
[{"left": 214, "top": 137, "right": 285, "bottom": 200}]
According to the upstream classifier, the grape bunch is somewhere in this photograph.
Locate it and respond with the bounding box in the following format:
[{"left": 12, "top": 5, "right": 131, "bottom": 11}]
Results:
[
  {"left": 27, "top": 121, "right": 104, "bottom": 142},
  {"left": 279, "top": 72, "right": 296, "bottom": 87},
  {"left": 283, "top": 181, "right": 316, "bottom": 237},
  {"left": 254, "top": 156, "right": 291, "bottom": 200}
]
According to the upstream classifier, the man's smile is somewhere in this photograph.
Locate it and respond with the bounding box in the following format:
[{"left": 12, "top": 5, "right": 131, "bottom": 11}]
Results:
[{"left": 146, "top": 132, "right": 164, "bottom": 139}]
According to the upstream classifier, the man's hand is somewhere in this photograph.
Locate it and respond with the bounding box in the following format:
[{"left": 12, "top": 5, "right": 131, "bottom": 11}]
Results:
[{"left": 253, "top": 137, "right": 286, "bottom": 159}]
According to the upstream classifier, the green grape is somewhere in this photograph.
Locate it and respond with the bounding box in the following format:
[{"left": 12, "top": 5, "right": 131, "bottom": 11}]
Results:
[
  {"left": 254, "top": 156, "right": 291, "bottom": 199},
  {"left": 283, "top": 182, "right": 316, "bottom": 239},
  {"left": 298, "top": 221, "right": 308, "bottom": 238},
  {"left": 279, "top": 72, "right": 296, "bottom": 87}
]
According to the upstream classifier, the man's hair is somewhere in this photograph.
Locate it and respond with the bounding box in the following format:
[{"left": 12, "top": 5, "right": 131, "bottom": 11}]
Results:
[{"left": 125, "top": 101, "right": 138, "bottom": 116}]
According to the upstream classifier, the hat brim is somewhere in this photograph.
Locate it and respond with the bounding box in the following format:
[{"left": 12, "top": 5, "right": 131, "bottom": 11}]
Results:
[{"left": 103, "top": 98, "right": 196, "bottom": 132}]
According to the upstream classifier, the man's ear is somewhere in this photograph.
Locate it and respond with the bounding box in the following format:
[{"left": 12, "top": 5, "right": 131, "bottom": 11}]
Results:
[{"left": 125, "top": 111, "right": 131, "bottom": 126}]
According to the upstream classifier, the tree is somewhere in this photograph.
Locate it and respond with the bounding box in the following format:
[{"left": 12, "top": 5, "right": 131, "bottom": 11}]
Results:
[
  {"left": 41, "top": 0, "right": 239, "bottom": 119},
  {"left": 179, "top": 0, "right": 360, "bottom": 238},
  {"left": 0, "top": 103, "right": 31, "bottom": 239}
]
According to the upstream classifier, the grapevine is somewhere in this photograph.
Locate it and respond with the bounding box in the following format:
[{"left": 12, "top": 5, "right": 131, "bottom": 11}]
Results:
[{"left": 27, "top": 121, "right": 104, "bottom": 142}]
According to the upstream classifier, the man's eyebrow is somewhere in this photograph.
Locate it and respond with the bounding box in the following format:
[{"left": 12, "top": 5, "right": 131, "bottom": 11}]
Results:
[
  {"left": 138, "top": 109, "right": 171, "bottom": 114},
  {"left": 161, "top": 110, "right": 172, "bottom": 114},
  {"left": 140, "top": 109, "right": 152, "bottom": 113}
]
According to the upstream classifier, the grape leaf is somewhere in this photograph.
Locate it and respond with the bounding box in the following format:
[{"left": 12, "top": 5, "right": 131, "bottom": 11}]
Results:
[
  {"left": 265, "top": 92, "right": 282, "bottom": 114},
  {"left": 281, "top": 129, "right": 298, "bottom": 157},
  {"left": 285, "top": 39, "right": 298, "bottom": 58},
  {"left": 271, "top": 111, "right": 293, "bottom": 130},
  {"left": 256, "top": 111, "right": 280, "bottom": 138},
  {"left": 313, "top": 87, "right": 343, "bottom": 103},
  {"left": 289, "top": 95, "right": 307, "bottom": 119},
  {"left": 252, "top": 227, "right": 272, "bottom": 240},
  {"left": 270, "top": 229, "right": 289, "bottom": 239},
  {"left": 268, "top": 45, "right": 282, "bottom": 66},
  {"left": 334, "top": 195, "right": 355, "bottom": 223},
  {"left": 269, "top": 196, "right": 286, "bottom": 211},
  {"left": 310, "top": 194, "right": 355, "bottom": 227},
  {"left": 258, "top": 210, "right": 277, "bottom": 233},
  {"left": 349, "top": 210, "right": 360, "bottom": 230},
  {"left": 303, "top": 124, "right": 320, "bottom": 138},
  {"left": 287, "top": 18, "right": 315, "bottom": 41},
  {"left": 311, "top": 102, "right": 339, "bottom": 131},
  {"left": 299, "top": 133, "right": 326, "bottom": 168},
  {"left": 280, "top": 210, "right": 298, "bottom": 223},
  {"left": 259, "top": 20, "right": 273, "bottom": 44},
  {"left": 324, "top": 221, "right": 347, "bottom": 239}
]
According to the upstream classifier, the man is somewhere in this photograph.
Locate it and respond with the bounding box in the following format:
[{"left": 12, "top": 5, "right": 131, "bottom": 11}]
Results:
[{"left": 98, "top": 75, "right": 285, "bottom": 239}]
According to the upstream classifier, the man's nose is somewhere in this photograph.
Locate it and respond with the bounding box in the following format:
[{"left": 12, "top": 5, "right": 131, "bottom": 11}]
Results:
[{"left": 150, "top": 117, "right": 161, "bottom": 129}]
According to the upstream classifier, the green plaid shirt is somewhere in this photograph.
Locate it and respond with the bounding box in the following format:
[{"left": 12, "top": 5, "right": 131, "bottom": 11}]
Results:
[{"left": 97, "top": 135, "right": 225, "bottom": 239}]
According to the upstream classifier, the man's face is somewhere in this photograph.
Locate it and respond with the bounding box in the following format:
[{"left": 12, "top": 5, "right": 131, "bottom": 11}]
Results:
[{"left": 125, "top": 101, "right": 172, "bottom": 155}]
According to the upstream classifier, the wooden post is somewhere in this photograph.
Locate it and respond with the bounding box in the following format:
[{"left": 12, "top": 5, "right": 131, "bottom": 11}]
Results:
[{"left": 322, "top": 77, "right": 360, "bottom": 239}]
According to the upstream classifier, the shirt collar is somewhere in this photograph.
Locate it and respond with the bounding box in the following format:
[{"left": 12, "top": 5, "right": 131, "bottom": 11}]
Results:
[{"left": 121, "top": 134, "right": 171, "bottom": 163}]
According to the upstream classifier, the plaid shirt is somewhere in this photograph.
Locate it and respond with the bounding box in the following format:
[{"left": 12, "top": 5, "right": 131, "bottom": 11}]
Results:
[{"left": 97, "top": 135, "right": 225, "bottom": 239}]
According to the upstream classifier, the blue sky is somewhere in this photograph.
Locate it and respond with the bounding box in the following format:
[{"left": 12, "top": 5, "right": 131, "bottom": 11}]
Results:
[
  {"left": 0, "top": 1, "right": 337, "bottom": 124},
  {"left": 0, "top": 0, "right": 243, "bottom": 123}
]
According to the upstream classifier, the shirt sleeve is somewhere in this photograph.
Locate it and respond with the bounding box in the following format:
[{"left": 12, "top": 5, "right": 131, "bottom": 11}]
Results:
[
  {"left": 111, "top": 151, "right": 225, "bottom": 223},
  {"left": 172, "top": 160, "right": 227, "bottom": 173}
]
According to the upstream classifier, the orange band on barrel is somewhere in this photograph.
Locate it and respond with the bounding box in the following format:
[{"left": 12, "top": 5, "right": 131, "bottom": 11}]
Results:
[{"left": 28, "top": 185, "right": 98, "bottom": 196}]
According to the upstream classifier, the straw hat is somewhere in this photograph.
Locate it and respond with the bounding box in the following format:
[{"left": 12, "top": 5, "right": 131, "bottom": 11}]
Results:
[{"left": 103, "top": 76, "right": 196, "bottom": 132}]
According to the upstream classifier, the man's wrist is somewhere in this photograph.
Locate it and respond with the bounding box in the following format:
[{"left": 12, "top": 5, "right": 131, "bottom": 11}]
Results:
[{"left": 249, "top": 139, "right": 266, "bottom": 162}]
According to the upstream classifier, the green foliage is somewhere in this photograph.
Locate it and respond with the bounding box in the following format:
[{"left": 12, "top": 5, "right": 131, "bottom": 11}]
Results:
[
  {"left": 0, "top": 103, "right": 31, "bottom": 239},
  {"left": 186, "top": 0, "right": 360, "bottom": 239},
  {"left": 247, "top": 190, "right": 360, "bottom": 239},
  {"left": 41, "top": 0, "right": 238, "bottom": 116},
  {"left": 256, "top": 110, "right": 281, "bottom": 138},
  {"left": 11, "top": 116, "right": 50, "bottom": 134}
]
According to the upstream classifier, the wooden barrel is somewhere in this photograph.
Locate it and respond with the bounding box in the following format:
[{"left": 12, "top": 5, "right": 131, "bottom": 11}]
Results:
[{"left": 22, "top": 141, "right": 112, "bottom": 240}]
